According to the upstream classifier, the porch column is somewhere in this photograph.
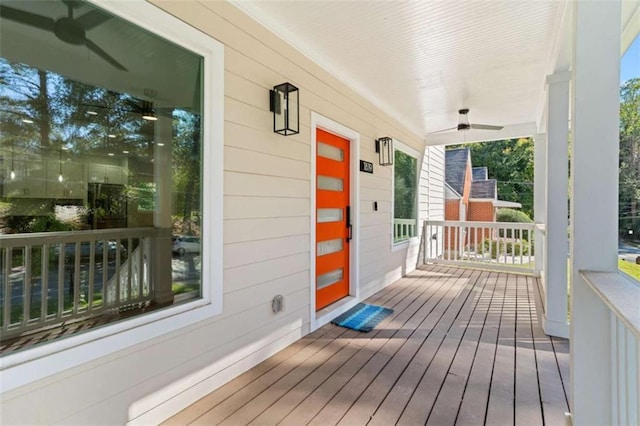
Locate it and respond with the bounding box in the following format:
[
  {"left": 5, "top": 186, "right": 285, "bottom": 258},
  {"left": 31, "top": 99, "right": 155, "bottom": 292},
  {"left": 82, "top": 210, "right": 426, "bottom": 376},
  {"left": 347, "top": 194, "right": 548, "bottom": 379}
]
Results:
[
  {"left": 533, "top": 132, "right": 546, "bottom": 275},
  {"left": 544, "top": 72, "right": 570, "bottom": 339},
  {"left": 152, "top": 113, "right": 174, "bottom": 306},
  {"left": 570, "top": 0, "right": 620, "bottom": 424}
]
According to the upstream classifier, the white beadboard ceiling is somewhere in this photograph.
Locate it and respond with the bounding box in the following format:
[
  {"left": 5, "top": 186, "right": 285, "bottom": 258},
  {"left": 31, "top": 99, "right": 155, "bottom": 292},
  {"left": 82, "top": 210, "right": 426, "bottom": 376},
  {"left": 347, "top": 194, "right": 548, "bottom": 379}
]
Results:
[{"left": 232, "top": 0, "right": 567, "bottom": 141}]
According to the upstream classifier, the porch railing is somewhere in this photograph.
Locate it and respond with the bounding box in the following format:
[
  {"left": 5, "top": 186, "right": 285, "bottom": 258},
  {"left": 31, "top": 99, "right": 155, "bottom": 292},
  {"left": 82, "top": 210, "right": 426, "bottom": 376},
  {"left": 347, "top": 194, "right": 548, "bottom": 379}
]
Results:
[
  {"left": 393, "top": 218, "right": 417, "bottom": 242},
  {"left": 579, "top": 271, "right": 639, "bottom": 425},
  {"left": 1, "top": 228, "right": 154, "bottom": 339},
  {"left": 422, "top": 220, "right": 537, "bottom": 274}
]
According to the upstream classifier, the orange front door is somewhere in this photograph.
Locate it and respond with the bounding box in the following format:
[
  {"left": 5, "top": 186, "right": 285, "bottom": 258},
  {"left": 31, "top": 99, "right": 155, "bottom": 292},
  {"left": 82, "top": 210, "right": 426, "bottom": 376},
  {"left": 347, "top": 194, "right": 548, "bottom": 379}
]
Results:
[{"left": 316, "top": 129, "right": 351, "bottom": 310}]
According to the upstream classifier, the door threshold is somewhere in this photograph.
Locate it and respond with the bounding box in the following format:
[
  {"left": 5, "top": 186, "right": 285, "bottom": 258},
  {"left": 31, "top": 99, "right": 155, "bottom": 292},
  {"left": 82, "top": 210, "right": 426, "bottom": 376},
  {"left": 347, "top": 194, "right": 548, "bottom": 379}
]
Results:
[{"left": 314, "top": 296, "right": 358, "bottom": 330}]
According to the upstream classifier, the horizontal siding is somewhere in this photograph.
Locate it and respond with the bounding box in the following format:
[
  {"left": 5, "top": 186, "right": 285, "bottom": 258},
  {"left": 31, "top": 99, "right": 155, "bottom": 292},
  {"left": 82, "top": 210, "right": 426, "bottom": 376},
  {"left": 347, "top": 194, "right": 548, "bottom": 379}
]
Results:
[
  {"left": 0, "top": 0, "right": 444, "bottom": 425},
  {"left": 428, "top": 145, "right": 446, "bottom": 220},
  {"left": 224, "top": 196, "right": 309, "bottom": 219},
  {"left": 224, "top": 172, "right": 309, "bottom": 198},
  {"left": 225, "top": 217, "right": 310, "bottom": 244},
  {"left": 224, "top": 253, "right": 310, "bottom": 292},
  {"left": 224, "top": 235, "right": 309, "bottom": 269}
]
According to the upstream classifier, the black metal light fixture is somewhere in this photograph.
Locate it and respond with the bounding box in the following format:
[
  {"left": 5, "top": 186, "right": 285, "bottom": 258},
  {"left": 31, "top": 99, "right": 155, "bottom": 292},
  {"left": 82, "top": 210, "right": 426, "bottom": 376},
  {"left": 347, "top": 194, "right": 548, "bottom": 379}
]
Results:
[
  {"left": 375, "top": 137, "right": 393, "bottom": 166},
  {"left": 269, "top": 82, "right": 299, "bottom": 136}
]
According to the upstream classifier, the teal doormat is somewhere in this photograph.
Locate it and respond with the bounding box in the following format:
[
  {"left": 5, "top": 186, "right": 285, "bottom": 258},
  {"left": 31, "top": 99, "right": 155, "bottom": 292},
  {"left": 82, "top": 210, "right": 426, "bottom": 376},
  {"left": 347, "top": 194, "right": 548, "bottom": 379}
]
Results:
[{"left": 331, "top": 303, "right": 394, "bottom": 332}]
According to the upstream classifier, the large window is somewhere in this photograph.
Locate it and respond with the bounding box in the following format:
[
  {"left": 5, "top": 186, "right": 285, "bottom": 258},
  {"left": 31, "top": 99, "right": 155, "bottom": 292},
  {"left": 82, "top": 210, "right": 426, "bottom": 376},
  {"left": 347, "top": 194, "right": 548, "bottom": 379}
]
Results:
[
  {"left": 0, "top": 0, "right": 206, "bottom": 354},
  {"left": 393, "top": 144, "right": 418, "bottom": 244},
  {"left": 619, "top": 33, "right": 640, "bottom": 282}
]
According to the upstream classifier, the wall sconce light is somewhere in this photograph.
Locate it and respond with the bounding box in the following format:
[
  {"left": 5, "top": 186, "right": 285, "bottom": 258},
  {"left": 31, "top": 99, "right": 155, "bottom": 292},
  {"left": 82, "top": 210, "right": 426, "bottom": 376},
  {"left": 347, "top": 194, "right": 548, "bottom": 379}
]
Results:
[
  {"left": 375, "top": 137, "right": 393, "bottom": 166},
  {"left": 269, "top": 82, "right": 299, "bottom": 136}
]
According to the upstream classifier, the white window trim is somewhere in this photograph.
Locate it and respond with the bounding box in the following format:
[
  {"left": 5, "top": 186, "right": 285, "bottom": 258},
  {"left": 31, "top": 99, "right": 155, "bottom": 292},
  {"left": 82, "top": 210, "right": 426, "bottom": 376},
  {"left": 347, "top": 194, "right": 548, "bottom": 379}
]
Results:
[
  {"left": 391, "top": 140, "right": 421, "bottom": 251},
  {"left": 0, "top": 0, "right": 224, "bottom": 393}
]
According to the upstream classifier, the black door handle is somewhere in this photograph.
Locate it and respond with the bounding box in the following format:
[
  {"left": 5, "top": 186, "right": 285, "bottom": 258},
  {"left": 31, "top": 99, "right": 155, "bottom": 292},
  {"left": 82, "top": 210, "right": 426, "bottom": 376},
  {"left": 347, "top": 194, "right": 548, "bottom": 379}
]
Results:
[{"left": 346, "top": 205, "right": 352, "bottom": 243}]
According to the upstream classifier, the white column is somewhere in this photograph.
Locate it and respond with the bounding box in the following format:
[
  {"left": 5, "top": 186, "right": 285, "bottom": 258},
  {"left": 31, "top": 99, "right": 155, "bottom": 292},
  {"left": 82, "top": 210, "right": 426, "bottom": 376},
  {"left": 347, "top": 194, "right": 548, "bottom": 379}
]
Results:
[
  {"left": 570, "top": 0, "right": 621, "bottom": 424},
  {"left": 544, "top": 73, "right": 570, "bottom": 339},
  {"left": 533, "top": 132, "right": 546, "bottom": 275}
]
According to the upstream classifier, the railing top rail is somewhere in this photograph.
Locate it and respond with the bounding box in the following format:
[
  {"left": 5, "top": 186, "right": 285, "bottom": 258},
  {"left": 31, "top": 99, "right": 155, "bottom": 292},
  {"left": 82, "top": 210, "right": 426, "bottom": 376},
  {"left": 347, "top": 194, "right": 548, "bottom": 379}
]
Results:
[
  {"left": 581, "top": 271, "right": 640, "bottom": 339},
  {"left": 424, "top": 220, "right": 536, "bottom": 230},
  {"left": 0, "top": 227, "right": 156, "bottom": 246}
]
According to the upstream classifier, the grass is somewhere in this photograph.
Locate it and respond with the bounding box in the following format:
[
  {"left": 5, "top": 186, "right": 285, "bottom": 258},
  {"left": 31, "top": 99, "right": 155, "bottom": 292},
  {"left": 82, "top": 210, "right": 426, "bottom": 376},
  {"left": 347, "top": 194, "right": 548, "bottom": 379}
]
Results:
[
  {"left": 618, "top": 259, "right": 640, "bottom": 282},
  {"left": 172, "top": 282, "right": 200, "bottom": 295}
]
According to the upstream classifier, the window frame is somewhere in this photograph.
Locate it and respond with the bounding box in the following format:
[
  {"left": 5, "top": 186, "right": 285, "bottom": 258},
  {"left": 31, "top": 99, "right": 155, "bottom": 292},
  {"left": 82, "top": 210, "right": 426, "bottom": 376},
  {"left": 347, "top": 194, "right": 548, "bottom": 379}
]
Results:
[
  {"left": 0, "top": 0, "right": 224, "bottom": 392},
  {"left": 391, "top": 140, "right": 420, "bottom": 250}
]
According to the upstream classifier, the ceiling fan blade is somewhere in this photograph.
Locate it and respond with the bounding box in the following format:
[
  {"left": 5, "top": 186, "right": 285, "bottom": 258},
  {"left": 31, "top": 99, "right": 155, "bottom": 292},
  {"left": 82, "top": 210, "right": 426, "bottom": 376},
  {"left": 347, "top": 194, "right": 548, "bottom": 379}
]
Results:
[
  {"left": 76, "top": 10, "right": 110, "bottom": 30},
  {"left": 427, "top": 126, "right": 457, "bottom": 135},
  {"left": 0, "top": 5, "right": 55, "bottom": 32},
  {"left": 470, "top": 123, "right": 504, "bottom": 131},
  {"left": 85, "top": 39, "right": 128, "bottom": 71}
]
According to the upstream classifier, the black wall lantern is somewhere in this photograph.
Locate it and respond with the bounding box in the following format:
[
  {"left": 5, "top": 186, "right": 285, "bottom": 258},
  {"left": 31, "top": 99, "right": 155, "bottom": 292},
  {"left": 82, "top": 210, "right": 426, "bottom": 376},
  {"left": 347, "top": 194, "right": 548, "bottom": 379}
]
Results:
[
  {"left": 269, "top": 82, "right": 299, "bottom": 136},
  {"left": 375, "top": 137, "right": 393, "bottom": 166}
]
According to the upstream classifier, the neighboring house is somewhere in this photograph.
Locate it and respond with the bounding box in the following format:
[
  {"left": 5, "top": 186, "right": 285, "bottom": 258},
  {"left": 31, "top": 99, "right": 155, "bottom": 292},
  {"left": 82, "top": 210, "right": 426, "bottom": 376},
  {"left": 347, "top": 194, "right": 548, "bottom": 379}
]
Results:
[
  {"left": 445, "top": 147, "right": 522, "bottom": 223},
  {"left": 0, "top": 1, "right": 636, "bottom": 425},
  {"left": 444, "top": 148, "right": 522, "bottom": 251}
]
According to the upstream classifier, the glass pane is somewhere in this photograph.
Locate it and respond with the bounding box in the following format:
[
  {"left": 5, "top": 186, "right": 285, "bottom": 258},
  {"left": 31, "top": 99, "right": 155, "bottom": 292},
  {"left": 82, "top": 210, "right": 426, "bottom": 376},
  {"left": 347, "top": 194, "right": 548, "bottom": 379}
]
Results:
[
  {"left": 619, "top": 36, "right": 640, "bottom": 282},
  {"left": 317, "top": 268, "right": 343, "bottom": 289},
  {"left": 318, "top": 176, "right": 343, "bottom": 192},
  {"left": 317, "top": 238, "right": 343, "bottom": 256},
  {"left": 318, "top": 142, "right": 343, "bottom": 161},
  {"left": 394, "top": 149, "right": 418, "bottom": 243},
  {"left": 0, "top": 0, "right": 204, "bottom": 353},
  {"left": 318, "top": 208, "right": 343, "bottom": 223}
]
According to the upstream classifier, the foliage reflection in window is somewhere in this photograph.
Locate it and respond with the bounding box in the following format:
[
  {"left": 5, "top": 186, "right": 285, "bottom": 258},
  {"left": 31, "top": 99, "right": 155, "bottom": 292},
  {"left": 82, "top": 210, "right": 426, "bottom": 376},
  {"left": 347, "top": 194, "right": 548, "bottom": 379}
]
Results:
[{"left": 394, "top": 148, "right": 417, "bottom": 243}]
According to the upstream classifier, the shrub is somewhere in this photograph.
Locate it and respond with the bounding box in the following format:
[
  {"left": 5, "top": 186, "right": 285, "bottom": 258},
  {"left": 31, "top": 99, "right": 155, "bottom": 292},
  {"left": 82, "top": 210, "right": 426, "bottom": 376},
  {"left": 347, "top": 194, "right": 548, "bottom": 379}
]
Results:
[
  {"left": 496, "top": 208, "right": 533, "bottom": 223},
  {"left": 483, "top": 238, "right": 530, "bottom": 259}
]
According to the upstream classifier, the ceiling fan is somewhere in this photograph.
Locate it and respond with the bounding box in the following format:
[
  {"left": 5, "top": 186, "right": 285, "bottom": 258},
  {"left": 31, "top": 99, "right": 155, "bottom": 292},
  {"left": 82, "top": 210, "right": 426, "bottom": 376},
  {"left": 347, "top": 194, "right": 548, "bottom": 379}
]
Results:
[
  {"left": 84, "top": 92, "right": 174, "bottom": 121},
  {"left": 429, "top": 108, "right": 504, "bottom": 134},
  {"left": 0, "top": 0, "right": 127, "bottom": 71}
]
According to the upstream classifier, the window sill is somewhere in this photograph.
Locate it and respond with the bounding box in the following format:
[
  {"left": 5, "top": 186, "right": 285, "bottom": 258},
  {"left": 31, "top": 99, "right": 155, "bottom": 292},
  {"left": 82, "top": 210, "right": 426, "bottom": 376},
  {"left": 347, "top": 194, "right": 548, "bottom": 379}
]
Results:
[
  {"left": 0, "top": 297, "right": 221, "bottom": 393},
  {"left": 392, "top": 237, "right": 420, "bottom": 252}
]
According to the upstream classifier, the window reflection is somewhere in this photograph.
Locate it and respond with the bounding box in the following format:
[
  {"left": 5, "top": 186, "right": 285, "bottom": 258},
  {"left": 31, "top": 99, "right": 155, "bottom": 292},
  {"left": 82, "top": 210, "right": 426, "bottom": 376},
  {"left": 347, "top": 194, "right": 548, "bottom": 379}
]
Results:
[{"left": 0, "top": 0, "right": 205, "bottom": 353}]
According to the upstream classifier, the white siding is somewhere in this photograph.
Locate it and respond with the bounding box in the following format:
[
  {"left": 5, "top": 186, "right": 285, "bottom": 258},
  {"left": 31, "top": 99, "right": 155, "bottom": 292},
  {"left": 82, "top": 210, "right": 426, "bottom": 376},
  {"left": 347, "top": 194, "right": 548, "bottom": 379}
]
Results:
[
  {"left": 0, "top": 1, "right": 442, "bottom": 424},
  {"left": 427, "top": 145, "right": 446, "bottom": 220}
]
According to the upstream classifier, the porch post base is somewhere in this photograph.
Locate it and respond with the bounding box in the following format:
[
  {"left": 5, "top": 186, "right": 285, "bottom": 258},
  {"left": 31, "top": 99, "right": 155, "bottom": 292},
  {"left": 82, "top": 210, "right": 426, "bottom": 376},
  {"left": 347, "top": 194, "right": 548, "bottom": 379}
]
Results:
[{"left": 542, "top": 315, "right": 569, "bottom": 339}]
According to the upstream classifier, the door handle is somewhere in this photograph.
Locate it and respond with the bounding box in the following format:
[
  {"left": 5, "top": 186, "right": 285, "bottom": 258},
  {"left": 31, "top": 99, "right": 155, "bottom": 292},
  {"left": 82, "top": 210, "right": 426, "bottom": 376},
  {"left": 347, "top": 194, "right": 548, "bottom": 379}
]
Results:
[{"left": 346, "top": 205, "right": 352, "bottom": 243}]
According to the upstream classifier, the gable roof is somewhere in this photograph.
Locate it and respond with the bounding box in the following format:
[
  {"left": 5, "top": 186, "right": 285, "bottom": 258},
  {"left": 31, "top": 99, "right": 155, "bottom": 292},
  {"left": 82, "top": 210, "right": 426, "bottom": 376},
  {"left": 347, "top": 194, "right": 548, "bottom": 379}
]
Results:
[
  {"left": 472, "top": 167, "right": 488, "bottom": 181},
  {"left": 471, "top": 179, "right": 497, "bottom": 199},
  {"left": 445, "top": 182, "right": 462, "bottom": 199},
  {"left": 444, "top": 148, "right": 470, "bottom": 196}
]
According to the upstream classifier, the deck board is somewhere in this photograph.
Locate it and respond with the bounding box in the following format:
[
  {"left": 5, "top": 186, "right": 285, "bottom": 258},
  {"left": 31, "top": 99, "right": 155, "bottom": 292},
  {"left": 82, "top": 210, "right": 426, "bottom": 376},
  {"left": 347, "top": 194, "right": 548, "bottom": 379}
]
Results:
[
  {"left": 514, "top": 274, "right": 544, "bottom": 426},
  {"left": 485, "top": 272, "right": 516, "bottom": 425},
  {"left": 340, "top": 268, "right": 481, "bottom": 425},
  {"left": 163, "top": 266, "right": 570, "bottom": 426}
]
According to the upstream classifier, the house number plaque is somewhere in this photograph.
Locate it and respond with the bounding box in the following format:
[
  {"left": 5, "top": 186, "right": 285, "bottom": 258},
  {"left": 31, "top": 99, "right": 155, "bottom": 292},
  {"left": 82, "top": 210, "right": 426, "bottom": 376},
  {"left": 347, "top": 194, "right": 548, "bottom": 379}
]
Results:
[{"left": 360, "top": 160, "right": 373, "bottom": 174}]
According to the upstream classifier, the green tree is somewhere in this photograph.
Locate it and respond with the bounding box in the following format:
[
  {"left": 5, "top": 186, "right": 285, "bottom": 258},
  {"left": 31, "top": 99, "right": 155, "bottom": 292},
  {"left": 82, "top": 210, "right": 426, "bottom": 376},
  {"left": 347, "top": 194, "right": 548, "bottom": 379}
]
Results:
[
  {"left": 449, "top": 138, "right": 534, "bottom": 218},
  {"left": 394, "top": 150, "right": 417, "bottom": 220},
  {"left": 619, "top": 78, "right": 640, "bottom": 240}
]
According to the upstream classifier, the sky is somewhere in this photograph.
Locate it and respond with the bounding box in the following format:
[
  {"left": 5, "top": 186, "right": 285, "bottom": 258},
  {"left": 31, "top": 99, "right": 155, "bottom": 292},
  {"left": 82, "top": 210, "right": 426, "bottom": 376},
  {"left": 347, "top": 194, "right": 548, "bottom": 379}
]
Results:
[{"left": 621, "top": 33, "right": 640, "bottom": 84}]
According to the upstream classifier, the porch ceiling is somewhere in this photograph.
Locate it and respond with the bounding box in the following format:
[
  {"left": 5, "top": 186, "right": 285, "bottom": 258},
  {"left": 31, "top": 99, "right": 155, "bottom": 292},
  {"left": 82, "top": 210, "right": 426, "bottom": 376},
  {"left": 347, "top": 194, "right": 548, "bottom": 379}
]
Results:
[{"left": 231, "top": 0, "right": 567, "bottom": 143}]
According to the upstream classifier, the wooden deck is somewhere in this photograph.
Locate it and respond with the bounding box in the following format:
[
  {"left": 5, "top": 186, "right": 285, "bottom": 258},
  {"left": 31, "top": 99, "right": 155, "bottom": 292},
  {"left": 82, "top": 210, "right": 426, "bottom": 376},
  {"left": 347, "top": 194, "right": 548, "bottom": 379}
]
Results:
[{"left": 164, "top": 265, "right": 570, "bottom": 426}]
